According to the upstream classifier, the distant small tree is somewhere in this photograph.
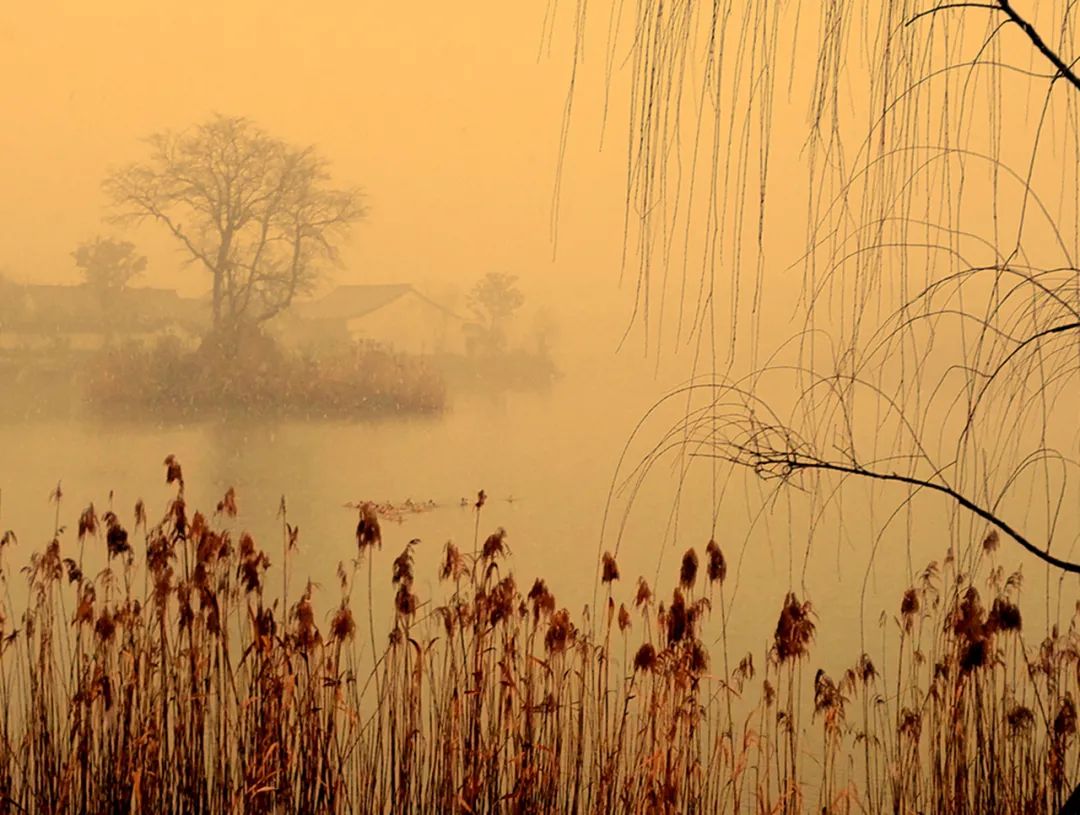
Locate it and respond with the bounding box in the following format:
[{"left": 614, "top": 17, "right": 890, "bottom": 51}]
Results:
[
  {"left": 103, "top": 114, "right": 364, "bottom": 340},
  {"left": 72, "top": 236, "right": 147, "bottom": 297},
  {"left": 465, "top": 272, "right": 524, "bottom": 354}
]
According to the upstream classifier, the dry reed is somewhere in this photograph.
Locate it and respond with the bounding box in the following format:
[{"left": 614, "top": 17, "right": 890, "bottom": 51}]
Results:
[{"left": 0, "top": 458, "right": 1074, "bottom": 813}]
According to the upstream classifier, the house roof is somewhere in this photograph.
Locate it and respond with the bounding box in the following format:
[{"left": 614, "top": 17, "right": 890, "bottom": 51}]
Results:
[
  {"left": 296, "top": 284, "right": 465, "bottom": 322},
  {"left": 0, "top": 284, "right": 208, "bottom": 333}
]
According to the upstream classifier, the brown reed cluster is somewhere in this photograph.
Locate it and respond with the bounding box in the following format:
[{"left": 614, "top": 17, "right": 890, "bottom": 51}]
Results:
[
  {"left": 0, "top": 467, "right": 1077, "bottom": 814},
  {"left": 83, "top": 338, "right": 448, "bottom": 418}
]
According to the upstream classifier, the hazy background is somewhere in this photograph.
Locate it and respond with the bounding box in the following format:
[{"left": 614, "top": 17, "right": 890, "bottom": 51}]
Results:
[
  {"left": 0, "top": 2, "right": 645, "bottom": 352},
  {"left": 0, "top": 2, "right": 714, "bottom": 625},
  {"left": 2, "top": 2, "right": 1075, "bottom": 674}
]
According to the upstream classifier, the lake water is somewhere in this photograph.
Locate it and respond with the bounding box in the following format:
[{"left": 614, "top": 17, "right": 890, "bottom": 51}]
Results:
[{"left": 0, "top": 355, "right": 1072, "bottom": 674}]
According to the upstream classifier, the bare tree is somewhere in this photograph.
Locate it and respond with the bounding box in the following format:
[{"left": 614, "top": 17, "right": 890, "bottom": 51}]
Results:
[
  {"left": 564, "top": 2, "right": 1080, "bottom": 576},
  {"left": 104, "top": 114, "right": 364, "bottom": 336}
]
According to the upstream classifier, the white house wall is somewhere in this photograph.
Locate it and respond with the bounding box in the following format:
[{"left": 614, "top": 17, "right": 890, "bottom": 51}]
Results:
[{"left": 344, "top": 293, "right": 465, "bottom": 355}]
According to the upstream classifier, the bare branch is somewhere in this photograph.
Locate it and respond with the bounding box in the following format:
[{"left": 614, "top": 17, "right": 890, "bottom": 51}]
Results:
[
  {"left": 102, "top": 114, "right": 364, "bottom": 332},
  {"left": 996, "top": 0, "right": 1080, "bottom": 92},
  {"left": 905, "top": 4, "right": 1003, "bottom": 28},
  {"left": 724, "top": 452, "right": 1080, "bottom": 574}
]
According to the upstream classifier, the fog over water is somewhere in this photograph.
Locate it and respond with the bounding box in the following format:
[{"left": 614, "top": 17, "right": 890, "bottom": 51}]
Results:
[
  {"left": 1, "top": 0, "right": 1078, "bottom": 695},
  {"left": 3, "top": 356, "right": 1066, "bottom": 677},
  {"left": 6, "top": 8, "right": 1080, "bottom": 813}
]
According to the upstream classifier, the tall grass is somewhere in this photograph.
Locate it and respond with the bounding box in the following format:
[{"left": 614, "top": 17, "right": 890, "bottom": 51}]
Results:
[{"left": 0, "top": 459, "right": 1075, "bottom": 813}]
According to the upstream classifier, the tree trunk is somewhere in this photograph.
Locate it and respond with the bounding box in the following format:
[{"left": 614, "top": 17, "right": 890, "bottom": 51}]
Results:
[{"left": 211, "top": 268, "right": 222, "bottom": 330}]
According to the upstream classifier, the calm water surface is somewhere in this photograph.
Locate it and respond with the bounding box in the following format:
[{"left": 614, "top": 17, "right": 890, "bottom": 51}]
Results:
[{"left": 0, "top": 357, "right": 1070, "bottom": 672}]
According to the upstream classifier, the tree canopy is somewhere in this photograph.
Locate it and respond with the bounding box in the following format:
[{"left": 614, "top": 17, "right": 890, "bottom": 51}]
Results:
[
  {"left": 465, "top": 272, "right": 525, "bottom": 354},
  {"left": 104, "top": 115, "right": 364, "bottom": 335},
  {"left": 72, "top": 236, "right": 146, "bottom": 295}
]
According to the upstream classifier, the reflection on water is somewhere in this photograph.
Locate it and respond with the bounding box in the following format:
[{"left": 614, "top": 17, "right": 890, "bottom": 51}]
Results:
[
  {"left": 0, "top": 362, "right": 673, "bottom": 618},
  {"left": 0, "top": 358, "right": 1074, "bottom": 674}
]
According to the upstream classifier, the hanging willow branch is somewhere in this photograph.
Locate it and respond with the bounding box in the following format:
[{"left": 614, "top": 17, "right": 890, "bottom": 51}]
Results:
[
  {"left": 567, "top": 0, "right": 1080, "bottom": 573},
  {"left": 694, "top": 451, "right": 1080, "bottom": 574}
]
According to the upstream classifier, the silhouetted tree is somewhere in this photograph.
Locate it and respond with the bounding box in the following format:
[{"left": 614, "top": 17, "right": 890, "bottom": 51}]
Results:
[
  {"left": 72, "top": 236, "right": 146, "bottom": 297},
  {"left": 103, "top": 114, "right": 364, "bottom": 339},
  {"left": 465, "top": 272, "right": 524, "bottom": 354}
]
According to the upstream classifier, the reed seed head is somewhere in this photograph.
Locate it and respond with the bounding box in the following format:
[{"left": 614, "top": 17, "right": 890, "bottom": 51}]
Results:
[
  {"left": 679, "top": 548, "right": 698, "bottom": 590},
  {"left": 74, "top": 584, "right": 95, "bottom": 625},
  {"left": 601, "top": 551, "right": 619, "bottom": 583},
  {"left": 63, "top": 558, "right": 83, "bottom": 584},
  {"left": 392, "top": 547, "right": 414, "bottom": 585},
  {"left": 774, "top": 592, "right": 815, "bottom": 663},
  {"left": 441, "top": 542, "right": 462, "bottom": 580},
  {"left": 78, "top": 504, "right": 98, "bottom": 542},
  {"left": 813, "top": 670, "right": 842, "bottom": 716},
  {"left": 988, "top": 596, "right": 1022, "bottom": 633},
  {"left": 528, "top": 578, "right": 555, "bottom": 621},
  {"left": 899, "top": 708, "right": 921, "bottom": 740},
  {"left": 705, "top": 539, "right": 726, "bottom": 584},
  {"left": 900, "top": 588, "right": 919, "bottom": 623},
  {"left": 667, "top": 590, "right": 689, "bottom": 645},
  {"left": 959, "top": 638, "right": 987, "bottom": 674},
  {"left": 94, "top": 609, "right": 116, "bottom": 643},
  {"left": 482, "top": 528, "right": 507, "bottom": 560},
  {"left": 856, "top": 653, "right": 877, "bottom": 684},
  {"left": 103, "top": 512, "right": 130, "bottom": 559},
  {"left": 216, "top": 486, "right": 238, "bottom": 518},
  {"left": 356, "top": 502, "right": 382, "bottom": 551},
  {"left": 633, "top": 642, "right": 656, "bottom": 673},
  {"left": 635, "top": 577, "right": 653, "bottom": 608},
  {"left": 488, "top": 576, "right": 516, "bottom": 626},
  {"left": 689, "top": 641, "right": 708, "bottom": 674},
  {"left": 544, "top": 609, "right": 573, "bottom": 654},
  {"left": 951, "top": 586, "right": 984, "bottom": 641},
  {"left": 163, "top": 454, "right": 184, "bottom": 488},
  {"left": 1007, "top": 705, "right": 1035, "bottom": 738}
]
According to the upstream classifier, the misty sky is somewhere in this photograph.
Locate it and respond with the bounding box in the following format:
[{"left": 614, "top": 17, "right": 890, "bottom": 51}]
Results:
[
  {"left": 0, "top": 2, "right": 643, "bottom": 354},
  {"left": 2, "top": 4, "right": 1062, "bottom": 370},
  {"left": 2, "top": 0, "right": 1077, "bottom": 656}
]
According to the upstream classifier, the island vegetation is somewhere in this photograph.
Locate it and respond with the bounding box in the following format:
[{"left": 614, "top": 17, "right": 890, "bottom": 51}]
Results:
[{"left": 0, "top": 118, "right": 557, "bottom": 421}]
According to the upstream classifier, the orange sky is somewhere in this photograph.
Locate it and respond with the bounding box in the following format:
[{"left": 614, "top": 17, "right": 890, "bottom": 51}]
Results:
[
  {"left": 0, "top": 2, "right": 639, "bottom": 351},
  {"left": 1, "top": 0, "right": 1077, "bottom": 634},
  {"left": 1, "top": 3, "right": 1066, "bottom": 369}
]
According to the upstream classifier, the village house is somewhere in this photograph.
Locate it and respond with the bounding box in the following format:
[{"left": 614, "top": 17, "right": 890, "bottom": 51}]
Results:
[
  {"left": 0, "top": 283, "right": 207, "bottom": 353},
  {"left": 0, "top": 280, "right": 468, "bottom": 357},
  {"left": 288, "top": 284, "right": 467, "bottom": 355}
]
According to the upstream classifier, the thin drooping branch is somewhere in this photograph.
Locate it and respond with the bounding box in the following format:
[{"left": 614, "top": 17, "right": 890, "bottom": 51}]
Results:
[
  {"left": 575, "top": 2, "right": 1080, "bottom": 583},
  {"left": 905, "top": 4, "right": 1004, "bottom": 28},
  {"left": 715, "top": 452, "right": 1080, "bottom": 574}
]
